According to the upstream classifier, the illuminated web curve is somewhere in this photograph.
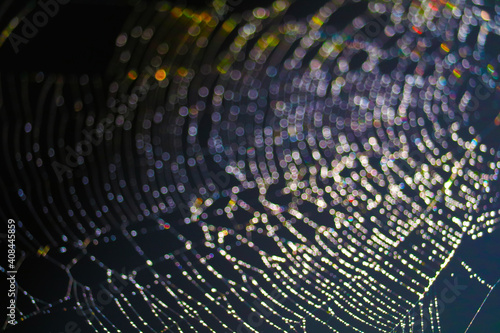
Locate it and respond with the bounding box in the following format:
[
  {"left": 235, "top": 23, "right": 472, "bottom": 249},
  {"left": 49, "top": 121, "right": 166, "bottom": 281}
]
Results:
[{"left": 1, "top": 0, "right": 500, "bottom": 332}]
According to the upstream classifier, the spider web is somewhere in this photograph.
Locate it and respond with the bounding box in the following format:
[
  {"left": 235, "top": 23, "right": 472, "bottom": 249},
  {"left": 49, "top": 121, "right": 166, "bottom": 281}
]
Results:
[{"left": 1, "top": 0, "right": 500, "bottom": 332}]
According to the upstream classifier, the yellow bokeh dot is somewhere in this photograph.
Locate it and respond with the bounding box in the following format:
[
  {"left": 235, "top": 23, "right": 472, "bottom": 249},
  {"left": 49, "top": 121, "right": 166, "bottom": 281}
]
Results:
[{"left": 155, "top": 69, "right": 167, "bottom": 81}]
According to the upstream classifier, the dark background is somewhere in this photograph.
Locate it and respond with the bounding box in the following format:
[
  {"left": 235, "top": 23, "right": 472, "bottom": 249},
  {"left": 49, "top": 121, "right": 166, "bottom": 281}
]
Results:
[{"left": 1, "top": 0, "right": 499, "bottom": 332}]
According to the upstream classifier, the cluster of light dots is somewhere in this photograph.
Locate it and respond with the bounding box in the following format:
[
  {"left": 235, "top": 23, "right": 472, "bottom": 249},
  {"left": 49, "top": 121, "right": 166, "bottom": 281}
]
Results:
[
  {"left": 461, "top": 261, "right": 493, "bottom": 288},
  {"left": 2, "top": 0, "right": 500, "bottom": 332}
]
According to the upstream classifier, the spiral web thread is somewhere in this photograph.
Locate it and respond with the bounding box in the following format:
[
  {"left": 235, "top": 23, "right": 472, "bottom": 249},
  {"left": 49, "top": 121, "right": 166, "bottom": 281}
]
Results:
[{"left": 1, "top": 0, "right": 500, "bottom": 332}]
